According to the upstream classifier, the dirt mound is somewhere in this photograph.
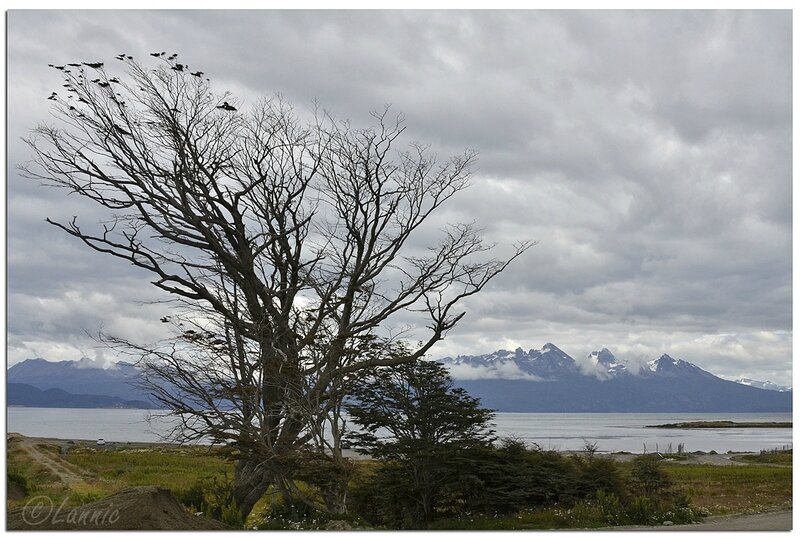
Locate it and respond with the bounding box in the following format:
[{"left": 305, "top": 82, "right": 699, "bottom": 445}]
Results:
[
  {"left": 7, "top": 482, "right": 27, "bottom": 501},
  {"left": 7, "top": 486, "right": 226, "bottom": 530}
]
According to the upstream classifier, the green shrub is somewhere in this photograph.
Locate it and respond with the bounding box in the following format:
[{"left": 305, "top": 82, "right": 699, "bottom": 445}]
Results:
[
  {"left": 258, "top": 495, "right": 366, "bottom": 530},
  {"left": 7, "top": 468, "right": 30, "bottom": 495},
  {"left": 177, "top": 475, "right": 242, "bottom": 528},
  {"left": 595, "top": 490, "right": 624, "bottom": 525},
  {"left": 626, "top": 495, "right": 657, "bottom": 525},
  {"left": 630, "top": 454, "right": 672, "bottom": 495}
]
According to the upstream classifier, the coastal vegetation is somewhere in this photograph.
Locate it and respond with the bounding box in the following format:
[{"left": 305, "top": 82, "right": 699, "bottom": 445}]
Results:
[{"left": 6, "top": 439, "right": 791, "bottom": 530}]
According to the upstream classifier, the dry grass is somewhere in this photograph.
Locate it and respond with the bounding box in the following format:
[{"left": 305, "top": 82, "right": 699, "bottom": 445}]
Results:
[{"left": 663, "top": 463, "right": 792, "bottom": 515}]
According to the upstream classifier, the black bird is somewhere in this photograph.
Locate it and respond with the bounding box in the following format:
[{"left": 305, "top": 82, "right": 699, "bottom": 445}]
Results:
[
  {"left": 160, "top": 316, "right": 170, "bottom": 323},
  {"left": 150, "top": 51, "right": 165, "bottom": 57},
  {"left": 168, "top": 53, "right": 178, "bottom": 60},
  {"left": 67, "top": 63, "right": 81, "bottom": 67},
  {"left": 216, "top": 101, "right": 236, "bottom": 111},
  {"left": 171, "top": 63, "right": 185, "bottom": 71},
  {"left": 78, "top": 97, "right": 89, "bottom": 103},
  {"left": 109, "top": 77, "right": 120, "bottom": 83},
  {"left": 97, "top": 81, "right": 110, "bottom": 88},
  {"left": 69, "top": 105, "right": 76, "bottom": 110},
  {"left": 91, "top": 78, "right": 101, "bottom": 83},
  {"left": 47, "top": 92, "right": 58, "bottom": 101},
  {"left": 53, "top": 65, "right": 66, "bottom": 70},
  {"left": 127, "top": 55, "right": 133, "bottom": 60},
  {"left": 83, "top": 62, "right": 104, "bottom": 69},
  {"left": 190, "top": 71, "right": 204, "bottom": 77}
]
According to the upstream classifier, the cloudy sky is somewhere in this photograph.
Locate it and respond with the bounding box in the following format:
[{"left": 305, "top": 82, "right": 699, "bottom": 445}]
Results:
[{"left": 7, "top": 10, "right": 793, "bottom": 385}]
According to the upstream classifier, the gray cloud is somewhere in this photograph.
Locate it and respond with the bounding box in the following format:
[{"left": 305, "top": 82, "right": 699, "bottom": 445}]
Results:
[{"left": 7, "top": 10, "right": 792, "bottom": 386}]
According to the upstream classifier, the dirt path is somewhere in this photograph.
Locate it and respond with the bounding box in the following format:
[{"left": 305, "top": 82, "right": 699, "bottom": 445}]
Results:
[
  {"left": 618, "top": 509, "right": 792, "bottom": 531},
  {"left": 8, "top": 433, "right": 97, "bottom": 486}
]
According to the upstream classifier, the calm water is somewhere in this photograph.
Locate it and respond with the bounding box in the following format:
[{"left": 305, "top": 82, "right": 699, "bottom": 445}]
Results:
[{"left": 6, "top": 408, "right": 793, "bottom": 453}]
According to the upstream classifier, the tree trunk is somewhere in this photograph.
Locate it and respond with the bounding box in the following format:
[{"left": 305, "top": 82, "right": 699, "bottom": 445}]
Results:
[
  {"left": 232, "top": 457, "right": 273, "bottom": 520},
  {"left": 322, "top": 482, "right": 348, "bottom": 515}
]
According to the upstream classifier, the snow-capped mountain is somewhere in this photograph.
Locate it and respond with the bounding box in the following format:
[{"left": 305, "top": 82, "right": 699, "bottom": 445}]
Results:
[
  {"left": 587, "top": 348, "right": 628, "bottom": 378},
  {"left": 645, "top": 354, "right": 717, "bottom": 379},
  {"left": 440, "top": 343, "right": 579, "bottom": 380},
  {"left": 438, "top": 344, "right": 792, "bottom": 413},
  {"left": 735, "top": 378, "right": 792, "bottom": 393}
]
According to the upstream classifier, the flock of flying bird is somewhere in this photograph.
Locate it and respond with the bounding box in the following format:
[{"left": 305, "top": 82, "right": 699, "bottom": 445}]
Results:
[{"left": 46, "top": 52, "right": 238, "bottom": 114}]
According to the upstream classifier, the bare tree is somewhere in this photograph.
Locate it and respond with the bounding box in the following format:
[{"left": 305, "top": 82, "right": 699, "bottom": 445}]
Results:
[{"left": 23, "top": 54, "right": 531, "bottom": 518}]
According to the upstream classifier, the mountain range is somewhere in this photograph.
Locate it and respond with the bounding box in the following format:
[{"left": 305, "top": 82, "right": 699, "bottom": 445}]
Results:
[
  {"left": 7, "top": 383, "right": 156, "bottom": 409},
  {"left": 439, "top": 343, "right": 791, "bottom": 412},
  {"left": 6, "top": 345, "right": 792, "bottom": 412},
  {"left": 7, "top": 357, "right": 157, "bottom": 408}
]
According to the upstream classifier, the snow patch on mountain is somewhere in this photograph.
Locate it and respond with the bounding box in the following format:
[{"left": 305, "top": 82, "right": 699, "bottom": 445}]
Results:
[
  {"left": 735, "top": 378, "right": 791, "bottom": 392},
  {"left": 582, "top": 348, "right": 628, "bottom": 379}
]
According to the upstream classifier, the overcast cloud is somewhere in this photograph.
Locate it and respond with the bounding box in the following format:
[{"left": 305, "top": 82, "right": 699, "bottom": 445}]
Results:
[{"left": 7, "top": 10, "right": 792, "bottom": 385}]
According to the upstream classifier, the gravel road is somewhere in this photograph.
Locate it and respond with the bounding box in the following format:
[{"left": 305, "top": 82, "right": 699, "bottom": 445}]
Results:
[{"left": 617, "top": 510, "right": 792, "bottom": 531}]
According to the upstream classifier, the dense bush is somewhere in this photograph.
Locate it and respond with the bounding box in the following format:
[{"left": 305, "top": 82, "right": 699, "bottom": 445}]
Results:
[
  {"left": 348, "top": 442, "right": 701, "bottom": 529},
  {"left": 630, "top": 454, "right": 672, "bottom": 495},
  {"left": 257, "top": 495, "right": 368, "bottom": 530}
]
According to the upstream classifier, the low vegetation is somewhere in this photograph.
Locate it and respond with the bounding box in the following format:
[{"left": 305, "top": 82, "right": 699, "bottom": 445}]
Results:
[
  {"left": 731, "top": 447, "right": 792, "bottom": 465},
  {"left": 7, "top": 439, "right": 792, "bottom": 530},
  {"left": 662, "top": 461, "right": 792, "bottom": 515}
]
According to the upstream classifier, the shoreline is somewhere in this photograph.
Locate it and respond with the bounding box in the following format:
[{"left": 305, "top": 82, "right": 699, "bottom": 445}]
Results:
[
  {"left": 8, "top": 433, "right": 776, "bottom": 464},
  {"left": 648, "top": 421, "right": 792, "bottom": 429}
]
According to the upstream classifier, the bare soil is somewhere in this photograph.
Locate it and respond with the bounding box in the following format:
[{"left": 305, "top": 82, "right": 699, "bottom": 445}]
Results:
[
  {"left": 8, "top": 433, "right": 95, "bottom": 485},
  {"left": 7, "top": 486, "right": 226, "bottom": 530}
]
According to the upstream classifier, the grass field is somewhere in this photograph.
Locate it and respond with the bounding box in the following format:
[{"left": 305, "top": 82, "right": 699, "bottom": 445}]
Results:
[
  {"left": 7, "top": 440, "right": 792, "bottom": 529},
  {"left": 661, "top": 461, "right": 792, "bottom": 515}
]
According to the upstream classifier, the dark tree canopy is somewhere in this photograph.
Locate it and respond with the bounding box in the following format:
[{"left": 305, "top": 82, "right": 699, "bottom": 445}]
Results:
[
  {"left": 346, "top": 357, "right": 495, "bottom": 524},
  {"left": 347, "top": 357, "right": 496, "bottom": 460},
  {"left": 22, "top": 53, "right": 531, "bottom": 517}
]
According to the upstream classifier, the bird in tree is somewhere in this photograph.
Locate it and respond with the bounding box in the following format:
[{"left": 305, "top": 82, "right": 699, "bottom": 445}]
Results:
[
  {"left": 47, "top": 92, "right": 57, "bottom": 101},
  {"left": 190, "top": 71, "right": 204, "bottom": 77},
  {"left": 216, "top": 101, "right": 236, "bottom": 111},
  {"left": 150, "top": 51, "right": 165, "bottom": 57},
  {"left": 171, "top": 63, "right": 185, "bottom": 71},
  {"left": 168, "top": 53, "right": 178, "bottom": 60},
  {"left": 83, "top": 62, "right": 104, "bottom": 69}
]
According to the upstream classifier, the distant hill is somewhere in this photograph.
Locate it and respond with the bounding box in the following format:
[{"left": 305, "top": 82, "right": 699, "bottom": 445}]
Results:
[
  {"left": 7, "top": 357, "right": 151, "bottom": 403},
  {"left": 8, "top": 383, "right": 158, "bottom": 409},
  {"left": 440, "top": 344, "right": 792, "bottom": 413}
]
